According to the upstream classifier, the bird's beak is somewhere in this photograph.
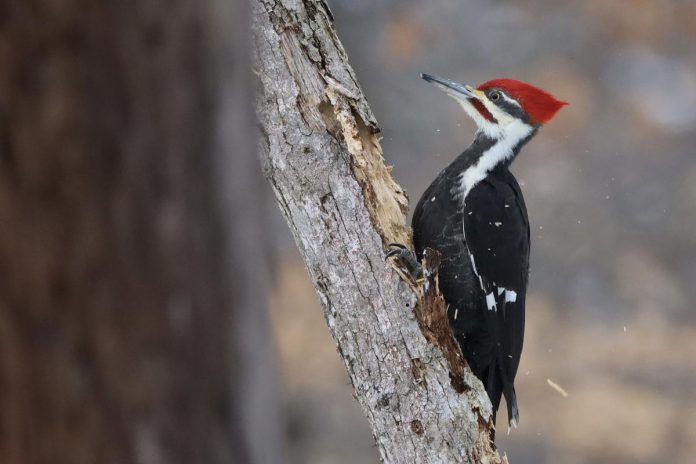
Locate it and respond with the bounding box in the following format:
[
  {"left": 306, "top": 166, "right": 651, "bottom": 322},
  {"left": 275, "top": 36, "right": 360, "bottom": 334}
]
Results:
[{"left": 421, "top": 73, "right": 482, "bottom": 100}]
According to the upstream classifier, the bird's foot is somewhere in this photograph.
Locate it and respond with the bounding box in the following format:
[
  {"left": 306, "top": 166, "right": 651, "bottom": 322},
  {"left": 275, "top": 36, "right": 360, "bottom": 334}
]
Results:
[{"left": 385, "top": 243, "right": 423, "bottom": 281}]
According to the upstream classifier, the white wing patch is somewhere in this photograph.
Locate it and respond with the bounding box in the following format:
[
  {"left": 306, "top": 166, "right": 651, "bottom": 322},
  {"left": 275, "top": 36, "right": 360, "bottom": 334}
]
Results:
[
  {"left": 485, "top": 292, "right": 497, "bottom": 311},
  {"left": 471, "top": 253, "right": 517, "bottom": 311},
  {"left": 470, "top": 253, "right": 497, "bottom": 311},
  {"left": 497, "top": 287, "right": 518, "bottom": 303}
]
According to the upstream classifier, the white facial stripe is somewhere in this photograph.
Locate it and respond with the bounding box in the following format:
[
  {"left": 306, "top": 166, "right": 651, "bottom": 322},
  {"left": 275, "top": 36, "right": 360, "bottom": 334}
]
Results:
[
  {"left": 478, "top": 94, "right": 516, "bottom": 129},
  {"left": 442, "top": 88, "right": 503, "bottom": 139},
  {"left": 458, "top": 118, "right": 533, "bottom": 199},
  {"left": 500, "top": 92, "right": 521, "bottom": 108},
  {"left": 452, "top": 91, "right": 521, "bottom": 139},
  {"left": 453, "top": 98, "right": 494, "bottom": 133}
]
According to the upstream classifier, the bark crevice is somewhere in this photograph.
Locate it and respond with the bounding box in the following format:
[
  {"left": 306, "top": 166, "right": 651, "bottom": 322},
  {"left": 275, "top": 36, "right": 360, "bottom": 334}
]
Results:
[{"left": 253, "top": 0, "right": 506, "bottom": 462}]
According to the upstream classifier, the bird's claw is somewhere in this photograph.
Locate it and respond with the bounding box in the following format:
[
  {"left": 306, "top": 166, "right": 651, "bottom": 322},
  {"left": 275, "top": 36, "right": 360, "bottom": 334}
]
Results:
[
  {"left": 385, "top": 243, "right": 423, "bottom": 280},
  {"left": 385, "top": 242, "right": 408, "bottom": 259}
]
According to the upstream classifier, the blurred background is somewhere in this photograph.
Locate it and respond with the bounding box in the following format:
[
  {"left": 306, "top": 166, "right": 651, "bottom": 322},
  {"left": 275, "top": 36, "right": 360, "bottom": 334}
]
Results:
[
  {"left": 270, "top": 1, "right": 696, "bottom": 463},
  {"left": 2, "top": 1, "right": 695, "bottom": 463}
]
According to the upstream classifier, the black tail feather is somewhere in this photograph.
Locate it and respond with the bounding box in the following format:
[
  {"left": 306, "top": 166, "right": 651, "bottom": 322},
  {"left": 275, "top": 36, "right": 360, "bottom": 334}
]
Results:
[{"left": 504, "top": 382, "right": 519, "bottom": 428}]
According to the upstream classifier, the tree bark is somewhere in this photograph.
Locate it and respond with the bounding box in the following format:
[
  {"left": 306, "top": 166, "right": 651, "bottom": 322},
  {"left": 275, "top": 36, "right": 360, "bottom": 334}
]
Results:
[
  {"left": 253, "top": 1, "right": 505, "bottom": 462},
  {"left": 0, "top": 1, "right": 282, "bottom": 463}
]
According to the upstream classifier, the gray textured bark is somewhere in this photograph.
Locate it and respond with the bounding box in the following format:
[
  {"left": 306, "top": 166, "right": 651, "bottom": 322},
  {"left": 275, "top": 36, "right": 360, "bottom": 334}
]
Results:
[
  {"left": 253, "top": 0, "right": 506, "bottom": 462},
  {"left": 0, "top": 0, "right": 282, "bottom": 463}
]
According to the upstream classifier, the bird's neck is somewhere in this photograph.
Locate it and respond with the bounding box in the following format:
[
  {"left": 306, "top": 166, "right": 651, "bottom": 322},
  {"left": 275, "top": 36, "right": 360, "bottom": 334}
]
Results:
[{"left": 453, "top": 121, "right": 536, "bottom": 199}]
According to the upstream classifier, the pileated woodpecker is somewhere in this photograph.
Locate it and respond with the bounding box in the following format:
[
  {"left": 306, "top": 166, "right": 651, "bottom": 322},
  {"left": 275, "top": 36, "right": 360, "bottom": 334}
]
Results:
[{"left": 389, "top": 74, "right": 566, "bottom": 434}]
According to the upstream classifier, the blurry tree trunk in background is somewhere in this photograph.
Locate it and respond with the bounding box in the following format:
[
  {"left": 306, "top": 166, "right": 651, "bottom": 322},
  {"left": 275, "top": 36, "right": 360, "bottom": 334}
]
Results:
[
  {"left": 254, "top": 1, "right": 505, "bottom": 463},
  {"left": 0, "top": 1, "right": 283, "bottom": 464}
]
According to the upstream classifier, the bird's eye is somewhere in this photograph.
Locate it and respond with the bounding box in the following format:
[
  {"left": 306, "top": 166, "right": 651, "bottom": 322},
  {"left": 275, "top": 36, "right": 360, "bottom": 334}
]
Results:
[{"left": 490, "top": 91, "right": 501, "bottom": 102}]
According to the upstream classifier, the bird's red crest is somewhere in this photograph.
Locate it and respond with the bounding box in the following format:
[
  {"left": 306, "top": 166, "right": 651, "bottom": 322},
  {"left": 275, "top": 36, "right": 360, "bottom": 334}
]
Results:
[{"left": 478, "top": 78, "right": 568, "bottom": 125}]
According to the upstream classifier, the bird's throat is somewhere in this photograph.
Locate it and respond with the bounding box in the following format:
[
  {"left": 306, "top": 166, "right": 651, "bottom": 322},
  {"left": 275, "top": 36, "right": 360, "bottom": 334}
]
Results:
[{"left": 456, "top": 121, "right": 535, "bottom": 201}]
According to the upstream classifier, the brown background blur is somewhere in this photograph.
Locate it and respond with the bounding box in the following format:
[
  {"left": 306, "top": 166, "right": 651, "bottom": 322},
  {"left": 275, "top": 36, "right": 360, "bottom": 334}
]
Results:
[{"left": 268, "top": 1, "right": 696, "bottom": 463}]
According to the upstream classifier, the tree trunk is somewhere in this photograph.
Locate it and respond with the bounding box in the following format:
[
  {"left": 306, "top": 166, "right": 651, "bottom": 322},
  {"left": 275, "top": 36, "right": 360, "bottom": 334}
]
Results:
[
  {"left": 0, "top": 1, "right": 282, "bottom": 463},
  {"left": 253, "top": 1, "right": 505, "bottom": 462}
]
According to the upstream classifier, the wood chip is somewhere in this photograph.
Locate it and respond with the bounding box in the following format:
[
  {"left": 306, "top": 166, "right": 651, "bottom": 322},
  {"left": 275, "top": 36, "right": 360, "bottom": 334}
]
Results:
[{"left": 546, "top": 378, "right": 569, "bottom": 397}]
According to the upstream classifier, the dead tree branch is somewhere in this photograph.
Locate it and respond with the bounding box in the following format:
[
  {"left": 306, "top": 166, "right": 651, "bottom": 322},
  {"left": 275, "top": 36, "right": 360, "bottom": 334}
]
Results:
[{"left": 253, "top": 1, "right": 506, "bottom": 462}]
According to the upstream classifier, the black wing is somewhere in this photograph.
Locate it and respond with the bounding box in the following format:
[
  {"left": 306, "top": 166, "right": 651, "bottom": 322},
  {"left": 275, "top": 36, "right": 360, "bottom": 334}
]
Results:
[{"left": 463, "top": 171, "right": 529, "bottom": 426}]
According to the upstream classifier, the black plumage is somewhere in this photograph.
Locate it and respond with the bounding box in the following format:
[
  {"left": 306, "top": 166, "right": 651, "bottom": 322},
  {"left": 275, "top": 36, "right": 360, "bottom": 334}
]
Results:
[
  {"left": 412, "top": 133, "right": 530, "bottom": 429},
  {"left": 402, "top": 73, "right": 566, "bottom": 437}
]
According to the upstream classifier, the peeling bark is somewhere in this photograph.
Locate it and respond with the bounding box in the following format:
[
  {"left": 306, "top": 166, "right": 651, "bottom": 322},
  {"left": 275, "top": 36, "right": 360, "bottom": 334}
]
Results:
[{"left": 253, "top": 0, "right": 506, "bottom": 462}]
